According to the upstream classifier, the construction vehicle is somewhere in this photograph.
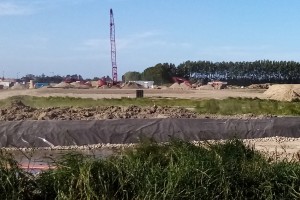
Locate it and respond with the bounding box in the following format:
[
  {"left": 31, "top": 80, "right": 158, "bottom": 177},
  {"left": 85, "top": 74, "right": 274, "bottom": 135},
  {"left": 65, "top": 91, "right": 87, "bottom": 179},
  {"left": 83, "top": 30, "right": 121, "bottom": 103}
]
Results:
[
  {"left": 172, "top": 77, "right": 192, "bottom": 87},
  {"left": 207, "top": 80, "right": 227, "bottom": 89}
]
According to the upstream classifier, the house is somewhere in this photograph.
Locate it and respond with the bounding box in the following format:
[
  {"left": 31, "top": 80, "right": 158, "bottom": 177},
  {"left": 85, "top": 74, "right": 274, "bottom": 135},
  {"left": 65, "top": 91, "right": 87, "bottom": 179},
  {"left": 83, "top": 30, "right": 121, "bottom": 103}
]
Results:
[{"left": 0, "top": 78, "right": 16, "bottom": 88}]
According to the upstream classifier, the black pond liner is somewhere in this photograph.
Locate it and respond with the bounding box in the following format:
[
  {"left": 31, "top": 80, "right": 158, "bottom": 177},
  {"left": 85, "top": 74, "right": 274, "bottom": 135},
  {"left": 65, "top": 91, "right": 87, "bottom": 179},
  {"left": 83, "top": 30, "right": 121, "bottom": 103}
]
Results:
[{"left": 0, "top": 118, "right": 299, "bottom": 148}]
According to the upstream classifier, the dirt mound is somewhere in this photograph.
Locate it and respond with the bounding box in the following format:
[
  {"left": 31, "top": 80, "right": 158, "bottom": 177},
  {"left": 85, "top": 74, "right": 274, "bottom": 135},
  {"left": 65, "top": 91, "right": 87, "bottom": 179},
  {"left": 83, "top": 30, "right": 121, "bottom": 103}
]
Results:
[
  {"left": 264, "top": 84, "right": 300, "bottom": 101},
  {"left": 169, "top": 82, "right": 191, "bottom": 90},
  {"left": 0, "top": 103, "right": 197, "bottom": 121},
  {"left": 110, "top": 85, "right": 121, "bottom": 89},
  {"left": 53, "top": 82, "right": 74, "bottom": 88},
  {"left": 99, "top": 85, "right": 110, "bottom": 89},
  {"left": 169, "top": 82, "right": 181, "bottom": 89},
  {"left": 0, "top": 100, "right": 276, "bottom": 121},
  {"left": 197, "top": 85, "right": 214, "bottom": 90},
  {"left": 180, "top": 82, "right": 192, "bottom": 90},
  {"left": 70, "top": 82, "right": 91, "bottom": 89},
  {"left": 248, "top": 83, "right": 270, "bottom": 89},
  {"left": 11, "top": 83, "right": 26, "bottom": 90},
  {"left": 122, "top": 82, "right": 144, "bottom": 89},
  {"left": 10, "top": 99, "right": 27, "bottom": 108}
]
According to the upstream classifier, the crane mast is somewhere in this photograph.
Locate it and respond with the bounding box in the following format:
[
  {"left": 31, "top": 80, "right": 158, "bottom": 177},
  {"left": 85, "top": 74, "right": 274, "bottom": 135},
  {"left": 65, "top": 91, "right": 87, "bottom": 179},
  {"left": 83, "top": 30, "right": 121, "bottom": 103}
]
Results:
[{"left": 110, "top": 9, "right": 118, "bottom": 84}]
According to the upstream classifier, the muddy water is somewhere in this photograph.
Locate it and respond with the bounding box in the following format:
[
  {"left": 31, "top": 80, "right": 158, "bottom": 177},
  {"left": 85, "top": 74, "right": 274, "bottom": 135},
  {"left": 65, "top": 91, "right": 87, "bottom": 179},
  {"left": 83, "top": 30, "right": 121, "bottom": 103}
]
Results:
[{"left": 7, "top": 148, "right": 121, "bottom": 173}]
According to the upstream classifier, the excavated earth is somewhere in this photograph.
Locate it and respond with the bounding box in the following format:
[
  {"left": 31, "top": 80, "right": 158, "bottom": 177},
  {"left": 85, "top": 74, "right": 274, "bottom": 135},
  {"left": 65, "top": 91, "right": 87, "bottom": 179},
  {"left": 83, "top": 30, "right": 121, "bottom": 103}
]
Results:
[{"left": 0, "top": 100, "right": 274, "bottom": 121}]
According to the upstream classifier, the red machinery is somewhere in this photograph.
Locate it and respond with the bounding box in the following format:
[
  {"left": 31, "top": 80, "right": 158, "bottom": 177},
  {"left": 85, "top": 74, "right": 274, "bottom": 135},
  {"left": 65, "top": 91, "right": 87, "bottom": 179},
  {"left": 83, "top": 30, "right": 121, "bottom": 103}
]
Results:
[{"left": 172, "top": 77, "right": 192, "bottom": 87}]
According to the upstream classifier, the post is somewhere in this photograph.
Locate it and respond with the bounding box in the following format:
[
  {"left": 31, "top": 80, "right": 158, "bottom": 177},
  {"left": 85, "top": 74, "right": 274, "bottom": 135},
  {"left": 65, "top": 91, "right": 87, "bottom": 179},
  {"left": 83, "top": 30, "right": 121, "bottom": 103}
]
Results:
[{"left": 136, "top": 90, "right": 144, "bottom": 98}]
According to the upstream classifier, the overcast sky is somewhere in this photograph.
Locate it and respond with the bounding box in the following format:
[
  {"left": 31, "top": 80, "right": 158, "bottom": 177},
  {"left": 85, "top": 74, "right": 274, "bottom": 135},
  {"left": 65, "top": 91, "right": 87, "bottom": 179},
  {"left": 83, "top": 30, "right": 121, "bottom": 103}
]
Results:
[{"left": 1, "top": 0, "right": 300, "bottom": 79}]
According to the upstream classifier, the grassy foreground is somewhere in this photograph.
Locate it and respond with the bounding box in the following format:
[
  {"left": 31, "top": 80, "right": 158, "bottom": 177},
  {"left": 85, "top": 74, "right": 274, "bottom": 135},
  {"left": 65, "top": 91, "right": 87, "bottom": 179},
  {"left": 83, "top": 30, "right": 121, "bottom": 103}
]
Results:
[
  {"left": 1, "top": 95, "right": 300, "bottom": 116},
  {"left": 1, "top": 140, "right": 300, "bottom": 199}
]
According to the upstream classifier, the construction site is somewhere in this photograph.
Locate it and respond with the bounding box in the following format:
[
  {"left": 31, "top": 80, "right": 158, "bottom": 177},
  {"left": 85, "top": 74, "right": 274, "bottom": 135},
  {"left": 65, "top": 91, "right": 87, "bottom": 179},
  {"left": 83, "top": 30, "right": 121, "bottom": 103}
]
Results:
[{"left": 0, "top": 8, "right": 300, "bottom": 195}]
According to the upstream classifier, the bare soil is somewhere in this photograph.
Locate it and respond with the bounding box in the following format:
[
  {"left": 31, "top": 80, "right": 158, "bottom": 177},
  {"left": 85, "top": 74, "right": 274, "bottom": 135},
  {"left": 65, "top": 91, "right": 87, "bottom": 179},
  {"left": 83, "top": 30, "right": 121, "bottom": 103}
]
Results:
[{"left": 0, "top": 100, "right": 270, "bottom": 121}]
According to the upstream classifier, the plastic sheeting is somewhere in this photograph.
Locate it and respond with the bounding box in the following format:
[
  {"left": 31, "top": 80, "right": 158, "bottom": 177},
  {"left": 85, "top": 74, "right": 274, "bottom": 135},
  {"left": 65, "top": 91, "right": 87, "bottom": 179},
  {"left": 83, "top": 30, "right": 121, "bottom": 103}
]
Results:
[{"left": 0, "top": 118, "right": 300, "bottom": 148}]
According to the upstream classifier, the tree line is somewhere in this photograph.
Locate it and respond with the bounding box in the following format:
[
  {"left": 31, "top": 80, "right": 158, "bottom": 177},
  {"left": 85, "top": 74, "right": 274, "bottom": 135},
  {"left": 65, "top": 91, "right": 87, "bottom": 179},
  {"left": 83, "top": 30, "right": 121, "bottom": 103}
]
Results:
[
  {"left": 123, "top": 60, "right": 300, "bottom": 86},
  {"left": 20, "top": 74, "right": 100, "bottom": 83}
]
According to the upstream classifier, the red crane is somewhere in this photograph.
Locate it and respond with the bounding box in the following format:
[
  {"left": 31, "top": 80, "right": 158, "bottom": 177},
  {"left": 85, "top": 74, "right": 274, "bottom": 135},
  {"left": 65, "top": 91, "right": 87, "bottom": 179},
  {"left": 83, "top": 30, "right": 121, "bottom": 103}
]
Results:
[{"left": 110, "top": 9, "right": 118, "bottom": 85}]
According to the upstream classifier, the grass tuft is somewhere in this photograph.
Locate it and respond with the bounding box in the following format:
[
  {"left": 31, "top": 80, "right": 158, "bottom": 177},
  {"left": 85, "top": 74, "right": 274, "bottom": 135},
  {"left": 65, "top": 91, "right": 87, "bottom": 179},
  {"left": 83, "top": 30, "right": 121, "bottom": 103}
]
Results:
[{"left": 2, "top": 140, "right": 300, "bottom": 199}]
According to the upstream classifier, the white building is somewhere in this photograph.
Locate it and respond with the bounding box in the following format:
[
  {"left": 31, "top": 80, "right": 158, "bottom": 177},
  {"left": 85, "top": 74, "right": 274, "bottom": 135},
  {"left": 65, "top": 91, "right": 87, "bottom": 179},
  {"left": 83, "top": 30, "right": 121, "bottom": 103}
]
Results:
[
  {"left": 131, "top": 81, "right": 154, "bottom": 88},
  {"left": 0, "top": 78, "right": 16, "bottom": 88}
]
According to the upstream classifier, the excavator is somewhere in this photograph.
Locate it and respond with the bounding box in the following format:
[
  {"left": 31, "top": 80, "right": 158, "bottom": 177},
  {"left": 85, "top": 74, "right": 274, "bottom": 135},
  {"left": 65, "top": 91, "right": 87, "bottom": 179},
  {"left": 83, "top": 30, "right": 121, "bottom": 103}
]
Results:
[{"left": 172, "top": 77, "right": 192, "bottom": 87}]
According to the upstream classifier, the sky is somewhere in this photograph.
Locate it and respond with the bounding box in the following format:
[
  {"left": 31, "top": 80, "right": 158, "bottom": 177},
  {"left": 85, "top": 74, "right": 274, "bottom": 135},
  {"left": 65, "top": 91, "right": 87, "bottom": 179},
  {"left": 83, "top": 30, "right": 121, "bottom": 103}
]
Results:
[{"left": 1, "top": 0, "right": 300, "bottom": 79}]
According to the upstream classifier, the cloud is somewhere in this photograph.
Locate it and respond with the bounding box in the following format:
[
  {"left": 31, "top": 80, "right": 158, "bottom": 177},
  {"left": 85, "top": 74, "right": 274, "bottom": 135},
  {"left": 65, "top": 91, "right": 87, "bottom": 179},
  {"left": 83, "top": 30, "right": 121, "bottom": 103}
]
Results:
[
  {"left": 76, "top": 30, "right": 192, "bottom": 57},
  {"left": 0, "top": 2, "right": 33, "bottom": 16}
]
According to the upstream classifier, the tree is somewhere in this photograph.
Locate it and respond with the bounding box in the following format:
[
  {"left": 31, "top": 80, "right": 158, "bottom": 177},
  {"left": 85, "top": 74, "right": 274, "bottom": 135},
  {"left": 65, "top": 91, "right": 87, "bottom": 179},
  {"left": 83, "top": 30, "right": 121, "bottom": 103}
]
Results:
[
  {"left": 141, "top": 63, "right": 175, "bottom": 85},
  {"left": 123, "top": 71, "right": 141, "bottom": 82}
]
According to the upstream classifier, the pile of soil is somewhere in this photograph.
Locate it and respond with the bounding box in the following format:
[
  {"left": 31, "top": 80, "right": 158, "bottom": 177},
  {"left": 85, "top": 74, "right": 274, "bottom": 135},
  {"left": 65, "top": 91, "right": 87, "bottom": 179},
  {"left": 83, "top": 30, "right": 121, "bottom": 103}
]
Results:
[
  {"left": 169, "top": 82, "right": 191, "bottom": 90},
  {"left": 248, "top": 83, "right": 270, "bottom": 89},
  {"left": 0, "top": 100, "right": 275, "bottom": 121},
  {"left": 110, "top": 85, "right": 121, "bottom": 89},
  {"left": 197, "top": 85, "right": 214, "bottom": 90},
  {"left": 122, "top": 82, "right": 144, "bottom": 89},
  {"left": 70, "top": 82, "right": 91, "bottom": 89},
  {"left": 169, "top": 82, "right": 181, "bottom": 89},
  {"left": 53, "top": 82, "right": 74, "bottom": 88},
  {"left": 0, "top": 100, "right": 197, "bottom": 120},
  {"left": 264, "top": 84, "right": 300, "bottom": 101},
  {"left": 99, "top": 85, "right": 110, "bottom": 89},
  {"left": 11, "top": 83, "right": 26, "bottom": 90},
  {"left": 180, "top": 82, "right": 191, "bottom": 90}
]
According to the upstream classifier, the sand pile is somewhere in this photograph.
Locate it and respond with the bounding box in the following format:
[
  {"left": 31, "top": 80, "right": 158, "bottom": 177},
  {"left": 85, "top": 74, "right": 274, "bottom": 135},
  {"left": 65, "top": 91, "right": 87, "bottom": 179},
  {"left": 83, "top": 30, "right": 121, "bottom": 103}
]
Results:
[
  {"left": 53, "top": 82, "right": 74, "bottom": 88},
  {"left": 99, "top": 85, "right": 109, "bottom": 89},
  {"left": 122, "top": 82, "right": 144, "bottom": 89},
  {"left": 169, "top": 82, "right": 181, "bottom": 89},
  {"left": 11, "top": 83, "right": 26, "bottom": 90},
  {"left": 197, "top": 85, "right": 214, "bottom": 90},
  {"left": 169, "top": 82, "right": 191, "bottom": 89},
  {"left": 264, "top": 84, "right": 300, "bottom": 101},
  {"left": 160, "top": 86, "right": 168, "bottom": 90},
  {"left": 110, "top": 85, "right": 121, "bottom": 89},
  {"left": 248, "top": 83, "right": 270, "bottom": 89},
  {"left": 70, "top": 82, "right": 91, "bottom": 89},
  {"left": 180, "top": 82, "right": 191, "bottom": 90}
]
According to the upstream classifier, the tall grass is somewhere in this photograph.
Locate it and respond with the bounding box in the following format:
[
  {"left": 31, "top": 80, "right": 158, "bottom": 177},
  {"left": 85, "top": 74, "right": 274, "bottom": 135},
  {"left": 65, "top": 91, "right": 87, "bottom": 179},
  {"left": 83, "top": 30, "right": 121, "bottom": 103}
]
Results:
[
  {"left": 0, "top": 151, "right": 37, "bottom": 200},
  {"left": 2, "top": 140, "right": 300, "bottom": 199}
]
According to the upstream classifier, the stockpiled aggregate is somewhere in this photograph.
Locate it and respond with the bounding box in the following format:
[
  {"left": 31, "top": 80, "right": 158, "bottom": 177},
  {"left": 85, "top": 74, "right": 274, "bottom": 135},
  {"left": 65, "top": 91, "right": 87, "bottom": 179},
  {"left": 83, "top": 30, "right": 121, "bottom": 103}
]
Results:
[{"left": 264, "top": 84, "right": 300, "bottom": 101}]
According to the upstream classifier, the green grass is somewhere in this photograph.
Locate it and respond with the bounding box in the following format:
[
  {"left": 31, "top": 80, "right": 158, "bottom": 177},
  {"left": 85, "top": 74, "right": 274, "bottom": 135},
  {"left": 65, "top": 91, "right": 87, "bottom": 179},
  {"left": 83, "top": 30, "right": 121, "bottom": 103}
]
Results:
[
  {"left": 2, "top": 140, "right": 300, "bottom": 199},
  {"left": 195, "top": 97, "right": 300, "bottom": 115},
  {"left": 2, "top": 95, "right": 300, "bottom": 116}
]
